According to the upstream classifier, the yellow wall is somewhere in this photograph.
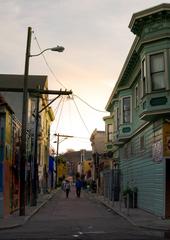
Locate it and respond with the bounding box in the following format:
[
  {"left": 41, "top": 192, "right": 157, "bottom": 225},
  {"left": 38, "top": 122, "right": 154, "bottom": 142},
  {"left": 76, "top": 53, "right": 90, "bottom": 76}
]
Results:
[
  {"left": 57, "top": 163, "right": 67, "bottom": 179},
  {"left": 83, "top": 160, "right": 92, "bottom": 177}
]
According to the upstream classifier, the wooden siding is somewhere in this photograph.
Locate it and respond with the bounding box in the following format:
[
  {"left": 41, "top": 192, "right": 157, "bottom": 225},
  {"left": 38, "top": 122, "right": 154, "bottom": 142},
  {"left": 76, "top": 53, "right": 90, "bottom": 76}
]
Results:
[{"left": 120, "top": 122, "right": 165, "bottom": 216}]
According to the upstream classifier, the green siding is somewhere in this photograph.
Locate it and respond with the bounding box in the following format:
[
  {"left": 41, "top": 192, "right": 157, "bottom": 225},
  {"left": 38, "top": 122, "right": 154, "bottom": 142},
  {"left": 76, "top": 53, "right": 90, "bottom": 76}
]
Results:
[{"left": 120, "top": 123, "right": 165, "bottom": 216}]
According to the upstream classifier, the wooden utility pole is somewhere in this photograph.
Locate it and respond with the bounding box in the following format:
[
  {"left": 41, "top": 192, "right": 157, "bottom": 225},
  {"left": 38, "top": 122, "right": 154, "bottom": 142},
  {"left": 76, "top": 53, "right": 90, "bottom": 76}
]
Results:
[
  {"left": 54, "top": 134, "right": 73, "bottom": 187},
  {"left": 20, "top": 26, "right": 32, "bottom": 216}
]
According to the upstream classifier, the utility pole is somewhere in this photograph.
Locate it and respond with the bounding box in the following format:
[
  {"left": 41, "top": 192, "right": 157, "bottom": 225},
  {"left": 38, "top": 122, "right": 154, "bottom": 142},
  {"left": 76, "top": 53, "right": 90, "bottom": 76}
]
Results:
[
  {"left": 54, "top": 134, "right": 73, "bottom": 187},
  {"left": 20, "top": 26, "right": 32, "bottom": 216},
  {"left": 17, "top": 26, "right": 68, "bottom": 215},
  {"left": 31, "top": 92, "right": 40, "bottom": 206},
  {"left": 55, "top": 133, "right": 60, "bottom": 187}
]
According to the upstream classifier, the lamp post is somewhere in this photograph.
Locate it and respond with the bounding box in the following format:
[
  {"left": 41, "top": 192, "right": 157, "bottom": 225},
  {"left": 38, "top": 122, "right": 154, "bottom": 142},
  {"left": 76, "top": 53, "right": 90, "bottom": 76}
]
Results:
[{"left": 19, "top": 26, "right": 64, "bottom": 216}]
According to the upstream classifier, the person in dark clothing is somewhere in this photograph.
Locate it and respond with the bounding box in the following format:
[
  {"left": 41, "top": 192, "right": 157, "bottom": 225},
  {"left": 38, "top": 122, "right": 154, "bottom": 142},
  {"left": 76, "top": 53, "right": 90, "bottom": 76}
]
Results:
[
  {"left": 64, "top": 180, "right": 71, "bottom": 198},
  {"left": 75, "top": 178, "right": 82, "bottom": 197}
]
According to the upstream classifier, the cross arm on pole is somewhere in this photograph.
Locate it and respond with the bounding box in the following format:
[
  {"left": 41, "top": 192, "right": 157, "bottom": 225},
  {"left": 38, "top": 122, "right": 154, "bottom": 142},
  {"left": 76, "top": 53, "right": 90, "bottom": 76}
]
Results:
[{"left": 0, "top": 88, "right": 72, "bottom": 95}]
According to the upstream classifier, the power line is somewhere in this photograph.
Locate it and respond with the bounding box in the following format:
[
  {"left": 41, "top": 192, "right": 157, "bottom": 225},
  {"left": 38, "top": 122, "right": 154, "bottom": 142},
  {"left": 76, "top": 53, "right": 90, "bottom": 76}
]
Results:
[
  {"left": 73, "top": 136, "right": 89, "bottom": 139},
  {"left": 54, "top": 96, "right": 66, "bottom": 134},
  {"left": 53, "top": 96, "right": 64, "bottom": 116},
  {"left": 32, "top": 30, "right": 108, "bottom": 114},
  {"left": 73, "top": 94, "right": 107, "bottom": 113},
  {"left": 32, "top": 30, "right": 67, "bottom": 89},
  {"left": 50, "top": 97, "right": 64, "bottom": 142},
  {"left": 72, "top": 97, "right": 90, "bottom": 135}
]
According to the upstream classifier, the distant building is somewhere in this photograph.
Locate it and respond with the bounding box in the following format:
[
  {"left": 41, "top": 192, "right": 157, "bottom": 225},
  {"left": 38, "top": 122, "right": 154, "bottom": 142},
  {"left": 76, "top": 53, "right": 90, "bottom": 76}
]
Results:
[
  {"left": 62, "top": 150, "right": 92, "bottom": 179},
  {"left": 90, "top": 129, "right": 108, "bottom": 194}
]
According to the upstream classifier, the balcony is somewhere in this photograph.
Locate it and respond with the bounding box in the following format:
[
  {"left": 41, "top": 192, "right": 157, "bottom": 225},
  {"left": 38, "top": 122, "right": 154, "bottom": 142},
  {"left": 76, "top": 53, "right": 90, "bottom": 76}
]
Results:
[
  {"left": 117, "top": 123, "right": 132, "bottom": 142},
  {"left": 139, "top": 91, "right": 170, "bottom": 121}
]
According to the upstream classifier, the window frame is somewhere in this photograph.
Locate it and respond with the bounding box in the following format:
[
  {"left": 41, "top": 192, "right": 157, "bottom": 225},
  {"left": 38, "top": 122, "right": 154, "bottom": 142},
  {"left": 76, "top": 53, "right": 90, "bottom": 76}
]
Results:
[
  {"left": 141, "top": 58, "right": 147, "bottom": 97},
  {"left": 150, "top": 52, "right": 166, "bottom": 91},
  {"left": 121, "top": 96, "right": 132, "bottom": 124},
  {"left": 134, "top": 83, "right": 139, "bottom": 108},
  {"left": 114, "top": 107, "right": 119, "bottom": 131},
  {"left": 107, "top": 124, "right": 113, "bottom": 142}
]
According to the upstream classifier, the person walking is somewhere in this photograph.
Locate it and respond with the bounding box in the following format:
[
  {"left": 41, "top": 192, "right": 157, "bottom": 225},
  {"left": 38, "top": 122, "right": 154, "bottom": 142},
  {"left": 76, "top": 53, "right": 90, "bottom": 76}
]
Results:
[
  {"left": 64, "top": 180, "right": 71, "bottom": 198},
  {"left": 75, "top": 177, "right": 82, "bottom": 198}
]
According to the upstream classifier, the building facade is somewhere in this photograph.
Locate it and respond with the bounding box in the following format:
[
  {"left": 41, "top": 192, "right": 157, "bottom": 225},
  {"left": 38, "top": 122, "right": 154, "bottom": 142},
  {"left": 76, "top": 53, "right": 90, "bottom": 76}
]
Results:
[
  {"left": 0, "top": 97, "right": 22, "bottom": 217},
  {"left": 0, "top": 74, "right": 54, "bottom": 208},
  {"left": 106, "top": 4, "right": 170, "bottom": 218}
]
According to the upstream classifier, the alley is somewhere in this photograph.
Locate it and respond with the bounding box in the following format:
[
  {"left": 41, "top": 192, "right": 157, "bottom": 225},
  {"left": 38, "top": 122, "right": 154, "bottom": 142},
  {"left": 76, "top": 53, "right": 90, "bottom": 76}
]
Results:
[{"left": 0, "top": 188, "right": 168, "bottom": 240}]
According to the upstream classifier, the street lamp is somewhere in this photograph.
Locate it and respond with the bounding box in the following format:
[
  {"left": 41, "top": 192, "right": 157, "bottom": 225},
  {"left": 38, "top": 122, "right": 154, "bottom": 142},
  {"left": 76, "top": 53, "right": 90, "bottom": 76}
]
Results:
[
  {"left": 20, "top": 26, "right": 64, "bottom": 216},
  {"left": 30, "top": 45, "right": 64, "bottom": 57}
]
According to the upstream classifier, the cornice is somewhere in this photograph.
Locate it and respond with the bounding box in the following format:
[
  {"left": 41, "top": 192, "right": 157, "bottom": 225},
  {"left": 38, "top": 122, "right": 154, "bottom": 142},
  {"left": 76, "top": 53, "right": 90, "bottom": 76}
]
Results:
[{"left": 129, "top": 3, "right": 170, "bottom": 36}]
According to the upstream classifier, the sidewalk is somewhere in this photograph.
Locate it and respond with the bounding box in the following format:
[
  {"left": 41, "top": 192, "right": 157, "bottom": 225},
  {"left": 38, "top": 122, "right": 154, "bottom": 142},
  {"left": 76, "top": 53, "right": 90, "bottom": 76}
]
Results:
[
  {"left": 0, "top": 190, "right": 57, "bottom": 230},
  {"left": 89, "top": 192, "right": 170, "bottom": 232},
  {"left": 1, "top": 190, "right": 170, "bottom": 232}
]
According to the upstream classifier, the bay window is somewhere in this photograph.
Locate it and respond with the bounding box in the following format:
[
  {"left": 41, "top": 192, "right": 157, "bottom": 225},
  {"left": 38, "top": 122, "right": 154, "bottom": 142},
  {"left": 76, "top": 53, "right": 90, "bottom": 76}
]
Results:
[
  {"left": 107, "top": 124, "right": 113, "bottom": 142},
  {"left": 150, "top": 53, "right": 165, "bottom": 91},
  {"left": 122, "top": 97, "right": 131, "bottom": 124},
  {"left": 135, "top": 84, "right": 139, "bottom": 107},
  {"left": 141, "top": 58, "right": 147, "bottom": 96}
]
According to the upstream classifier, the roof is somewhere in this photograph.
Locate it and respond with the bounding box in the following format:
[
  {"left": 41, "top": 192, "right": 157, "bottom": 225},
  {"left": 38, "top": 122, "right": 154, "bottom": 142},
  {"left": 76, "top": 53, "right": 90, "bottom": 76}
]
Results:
[
  {"left": 105, "top": 3, "right": 170, "bottom": 112},
  {"left": 62, "top": 150, "right": 92, "bottom": 162},
  {"left": 0, "top": 74, "right": 48, "bottom": 122},
  {"left": 0, "top": 74, "right": 48, "bottom": 89},
  {"left": 129, "top": 3, "right": 170, "bottom": 34},
  {"left": 90, "top": 128, "right": 105, "bottom": 141},
  {"left": 0, "top": 94, "right": 14, "bottom": 113},
  {"left": 105, "top": 37, "right": 139, "bottom": 111}
]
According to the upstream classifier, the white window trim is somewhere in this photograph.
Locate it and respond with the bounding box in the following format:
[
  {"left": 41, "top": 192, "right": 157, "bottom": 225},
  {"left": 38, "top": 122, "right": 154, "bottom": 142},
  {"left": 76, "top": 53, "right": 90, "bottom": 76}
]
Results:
[
  {"left": 107, "top": 123, "right": 113, "bottom": 142},
  {"left": 120, "top": 96, "right": 132, "bottom": 124},
  {"left": 147, "top": 49, "right": 168, "bottom": 93},
  {"left": 134, "top": 84, "right": 139, "bottom": 108},
  {"left": 114, "top": 106, "right": 119, "bottom": 131},
  {"left": 141, "top": 57, "right": 147, "bottom": 98}
]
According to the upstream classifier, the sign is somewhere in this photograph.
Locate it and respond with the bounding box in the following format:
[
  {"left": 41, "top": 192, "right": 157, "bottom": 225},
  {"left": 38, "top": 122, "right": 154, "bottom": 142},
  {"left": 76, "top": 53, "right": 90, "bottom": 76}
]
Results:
[
  {"left": 152, "top": 141, "right": 163, "bottom": 163},
  {"left": 163, "top": 123, "right": 170, "bottom": 157}
]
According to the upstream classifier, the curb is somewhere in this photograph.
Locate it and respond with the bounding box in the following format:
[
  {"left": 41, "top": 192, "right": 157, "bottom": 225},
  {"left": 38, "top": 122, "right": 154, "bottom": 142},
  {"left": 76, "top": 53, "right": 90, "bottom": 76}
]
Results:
[
  {"left": 0, "top": 190, "right": 57, "bottom": 230},
  {"left": 86, "top": 192, "right": 170, "bottom": 232},
  {"left": 99, "top": 199, "right": 170, "bottom": 232}
]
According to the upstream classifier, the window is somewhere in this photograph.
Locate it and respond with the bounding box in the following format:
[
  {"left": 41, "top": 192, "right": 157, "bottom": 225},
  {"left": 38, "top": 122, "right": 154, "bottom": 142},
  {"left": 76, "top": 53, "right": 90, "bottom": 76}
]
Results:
[
  {"left": 115, "top": 107, "right": 119, "bottom": 131},
  {"left": 122, "top": 97, "right": 131, "bottom": 124},
  {"left": 141, "top": 59, "right": 147, "bottom": 96},
  {"left": 135, "top": 84, "right": 139, "bottom": 107},
  {"left": 140, "top": 135, "right": 145, "bottom": 151},
  {"left": 107, "top": 124, "right": 113, "bottom": 142},
  {"left": 123, "top": 144, "right": 128, "bottom": 160},
  {"left": 150, "top": 53, "right": 165, "bottom": 91},
  {"left": 30, "top": 99, "right": 36, "bottom": 123}
]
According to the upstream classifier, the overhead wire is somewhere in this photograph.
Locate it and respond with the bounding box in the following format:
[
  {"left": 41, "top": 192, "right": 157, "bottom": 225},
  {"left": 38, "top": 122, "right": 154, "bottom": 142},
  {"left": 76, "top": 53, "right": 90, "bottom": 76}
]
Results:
[
  {"left": 32, "top": 30, "right": 107, "bottom": 147},
  {"left": 54, "top": 96, "right": 66, "bottom": 134},
  {"left": 32, "top": 31, "right": 67, "bottom": 90},
  {"left": 73, "top": 94, "right": 107, "bottom": 113},
  {"left": 32, "top": 30, "right": 107, "bottom": 114},
  {"left": 72, "top": 96, "right": 90, "bottom": 135},
  {"left": 53, "top": 96, "right": 64, "bottom": 118},
  {"left": 50, "top": 96, "right": 65, "bottom": 142}
]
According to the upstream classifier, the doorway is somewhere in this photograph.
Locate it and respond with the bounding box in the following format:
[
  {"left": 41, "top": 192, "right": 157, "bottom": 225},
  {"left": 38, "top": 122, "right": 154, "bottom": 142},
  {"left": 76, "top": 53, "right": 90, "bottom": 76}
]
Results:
[{"left": 166, "top": 159, "right": 170, "bottom": 218}]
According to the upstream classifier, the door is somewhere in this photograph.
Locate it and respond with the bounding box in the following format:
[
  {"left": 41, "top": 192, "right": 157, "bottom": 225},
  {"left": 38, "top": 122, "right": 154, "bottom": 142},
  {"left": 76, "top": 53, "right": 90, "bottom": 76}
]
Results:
[{"left": 166, "top": 159, "right": 170, "bottom": 218}]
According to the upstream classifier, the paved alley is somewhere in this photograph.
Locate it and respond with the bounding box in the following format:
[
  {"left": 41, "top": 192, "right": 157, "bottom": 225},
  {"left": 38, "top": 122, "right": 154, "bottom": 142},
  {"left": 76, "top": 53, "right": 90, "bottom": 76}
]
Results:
[{"left": 0, "top": 188, "right": 169, "bottom": 240}]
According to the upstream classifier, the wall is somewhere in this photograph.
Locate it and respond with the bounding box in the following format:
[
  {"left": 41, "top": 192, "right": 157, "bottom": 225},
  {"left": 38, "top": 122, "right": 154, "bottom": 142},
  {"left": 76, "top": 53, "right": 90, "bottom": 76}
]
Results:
[{"left": 120, "top": 122, "right": 165, "bottom": 216}]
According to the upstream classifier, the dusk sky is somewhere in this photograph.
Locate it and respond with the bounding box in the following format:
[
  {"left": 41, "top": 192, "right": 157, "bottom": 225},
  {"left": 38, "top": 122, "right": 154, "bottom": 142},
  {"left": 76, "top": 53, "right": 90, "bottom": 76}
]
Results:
[{"left": 0, "top": 0, "right": 168, "bottom": 153}]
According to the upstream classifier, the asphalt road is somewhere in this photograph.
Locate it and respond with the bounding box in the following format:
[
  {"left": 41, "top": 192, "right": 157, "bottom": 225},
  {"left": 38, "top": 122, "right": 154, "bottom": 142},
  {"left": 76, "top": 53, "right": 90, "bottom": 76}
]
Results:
[{"left": 0, "top": 188, "right": 169, "bottom": 240}]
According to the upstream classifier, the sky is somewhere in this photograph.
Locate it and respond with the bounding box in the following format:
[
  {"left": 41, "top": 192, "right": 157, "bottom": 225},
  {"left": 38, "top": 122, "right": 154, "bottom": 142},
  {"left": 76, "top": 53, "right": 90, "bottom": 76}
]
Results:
[{"left": 0, "top": 0, "right": 169, "bottom": 154}]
